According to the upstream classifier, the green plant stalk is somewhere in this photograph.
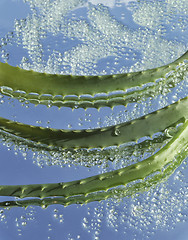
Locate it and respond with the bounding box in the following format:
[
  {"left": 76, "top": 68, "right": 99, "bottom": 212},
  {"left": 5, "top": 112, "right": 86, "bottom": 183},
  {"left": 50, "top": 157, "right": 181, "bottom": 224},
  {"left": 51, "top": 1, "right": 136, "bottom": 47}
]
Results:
[
  {"left": 0, "top": 118, "right": 176, "bottom": 171},
  {"left": 0, "top": 143, "right": 185, "bottom": 208},
  {"left": 0, "top": 51, "right": 187, "bottom": 109},
  {"left": 0, "top": 97, "right": 187, "bottom": 149},
  {"left": 0, "top": 119, "right": 187, "bottom": 200}
]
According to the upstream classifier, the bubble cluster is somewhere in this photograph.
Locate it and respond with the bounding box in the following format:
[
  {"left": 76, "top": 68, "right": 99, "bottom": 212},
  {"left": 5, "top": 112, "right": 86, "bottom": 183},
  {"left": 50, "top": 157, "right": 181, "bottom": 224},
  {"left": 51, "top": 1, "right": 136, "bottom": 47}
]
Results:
[{"left": 80, "top": 160, "right": 188, "bottom": 239}]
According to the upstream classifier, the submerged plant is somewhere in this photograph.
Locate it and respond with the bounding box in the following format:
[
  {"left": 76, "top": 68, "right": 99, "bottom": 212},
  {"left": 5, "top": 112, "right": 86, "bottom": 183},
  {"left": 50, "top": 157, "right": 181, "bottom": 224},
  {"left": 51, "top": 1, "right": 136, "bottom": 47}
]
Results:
[
  {"left": 0, "top": 50, "right": 187, "bottom": 208},
  {"left": 0, "top": 51, "right": 187, "bottom": 109}
]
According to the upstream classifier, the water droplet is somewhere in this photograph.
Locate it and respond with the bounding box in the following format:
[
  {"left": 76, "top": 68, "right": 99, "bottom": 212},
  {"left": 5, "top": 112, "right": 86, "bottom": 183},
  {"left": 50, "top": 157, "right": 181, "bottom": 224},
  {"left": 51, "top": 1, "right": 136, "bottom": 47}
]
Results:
[
  {"left": 165, "top": 127, "right": 177, "bottom": 137},
  {"left": 112, "top": 128, "right": 121, "bottom": 136}
]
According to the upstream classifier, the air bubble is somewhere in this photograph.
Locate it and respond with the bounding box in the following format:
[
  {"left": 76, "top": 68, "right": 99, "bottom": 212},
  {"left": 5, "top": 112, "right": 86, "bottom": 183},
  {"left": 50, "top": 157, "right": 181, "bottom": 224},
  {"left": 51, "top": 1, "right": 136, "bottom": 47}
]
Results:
[{"left": 112, "top": 128, "right": 121, "bottom": 136}]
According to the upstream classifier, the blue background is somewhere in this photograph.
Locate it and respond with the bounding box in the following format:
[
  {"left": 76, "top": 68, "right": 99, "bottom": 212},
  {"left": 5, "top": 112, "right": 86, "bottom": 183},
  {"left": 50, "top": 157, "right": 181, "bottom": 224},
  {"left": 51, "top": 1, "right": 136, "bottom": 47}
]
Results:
[{"left": 0, "top": 0, "right": 188, "bottom": 239}]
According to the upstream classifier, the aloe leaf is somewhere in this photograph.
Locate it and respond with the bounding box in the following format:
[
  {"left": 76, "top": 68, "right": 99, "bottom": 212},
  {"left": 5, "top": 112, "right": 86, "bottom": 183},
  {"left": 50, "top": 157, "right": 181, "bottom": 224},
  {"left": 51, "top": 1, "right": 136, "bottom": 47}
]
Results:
[
  {"left": 0, "top": 97, "right": 187, "bottom": 149},
  {"left": 0, "top": 51, "right": 187, "bottom": 109}
]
